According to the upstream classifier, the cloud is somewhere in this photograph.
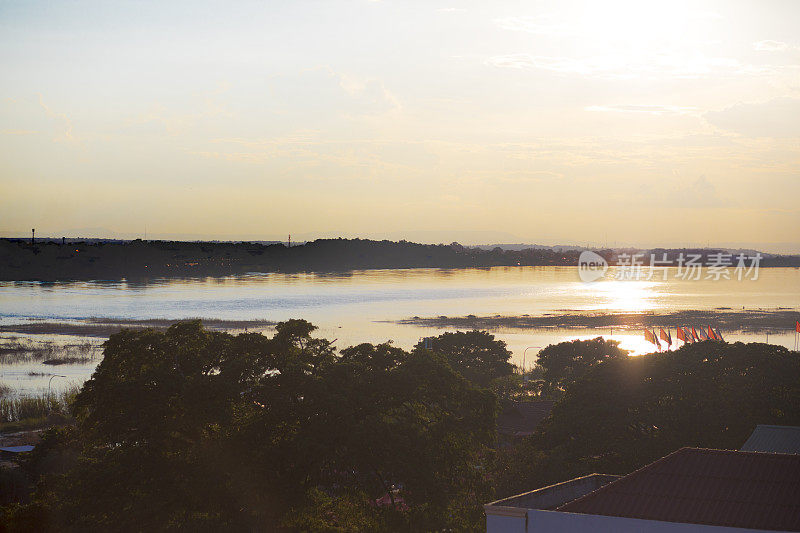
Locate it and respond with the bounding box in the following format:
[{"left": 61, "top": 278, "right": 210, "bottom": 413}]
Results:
[
  {"left": 124, "top": 84, "right": 233, "bottom": 136},
  {"left": 437, "top": 7, "right": 465, "bottom": 13},
  {"left": 462, "top": 169, "right": 564, "bottom": 184},
  {"left": 586, "top": 104, "right": 697, "bottom": 115},
  {"left": 705, "top": 97, "right": 800, "bottom": 137},
  {"left": 37, "top": 94, "right": 75, "bottom": 142},
  {"left": 486, "top": 54, "right": 620, "bottom": 77},
  {"left": 0, "top": 129, "right": 37, "bottom": 136},
  {"left": 485, "top": 53, "right": 772, "bottom": 80},
  {"left": 495, "top": 10, "right": 723, "bottom": 37},
  {"left": 337, "top": 73, "right": 401, "bottom": 113},
  {"left": 752, "top": 40, "right": 798, "bottom": 52},
  {"left": 494, "top": 15, "right": 569, "bottom": 36},
  {"left": 643, "top": 175, "right": 730, "bottom": 209}
]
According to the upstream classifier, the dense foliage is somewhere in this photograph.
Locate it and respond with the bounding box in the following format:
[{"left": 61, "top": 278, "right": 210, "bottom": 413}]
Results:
[
  {"left": 4, "top": 237, "right": 799, "bottom": 281},
  {"left": 1, "top": 322, "right": 498, "bottom": 532},
  {"left": 0, "top": 238, "right": 584, "bottom": 281},
  {"left": 412, "top": 330, "right": 514, "bottom": 387},
  {"left": 493, "top": 340, "right": 800, "bottom": 497},
  {"left": 532, "top": 336, "right": 628, "bottom": 398},
  {"left": 2, "top": 326, "right": 799, "bottom": 532}
]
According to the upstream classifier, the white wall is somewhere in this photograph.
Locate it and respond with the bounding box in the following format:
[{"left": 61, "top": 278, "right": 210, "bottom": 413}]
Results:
[{"left": 485, "top": 513, "right": 526, "bottom": 533}]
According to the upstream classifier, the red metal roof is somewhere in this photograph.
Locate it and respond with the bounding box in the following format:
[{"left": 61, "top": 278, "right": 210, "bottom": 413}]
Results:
[{"left": 558, "top": 447, "right": 800, "bottom": 531}]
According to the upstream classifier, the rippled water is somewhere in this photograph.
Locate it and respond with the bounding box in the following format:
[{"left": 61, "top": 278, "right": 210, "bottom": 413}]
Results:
[{"left": 2, "top": 266, "right": 799, "bottom": 393}]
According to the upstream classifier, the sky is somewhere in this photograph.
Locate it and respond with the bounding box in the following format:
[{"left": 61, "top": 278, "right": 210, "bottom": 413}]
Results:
[{"left": 1, "top": 0, "right": 799, "bottom": 251}]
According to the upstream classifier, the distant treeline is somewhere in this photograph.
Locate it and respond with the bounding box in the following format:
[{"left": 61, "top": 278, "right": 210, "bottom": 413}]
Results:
[
  {"left": 0, "top": 238, "right": 581, "bottom": 280},
  {"left": 1, "top": 238, "right": 798, "bottom": 281}
]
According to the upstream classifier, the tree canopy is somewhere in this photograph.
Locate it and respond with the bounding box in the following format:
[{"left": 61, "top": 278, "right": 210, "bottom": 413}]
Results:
[
  {"left": 412, "top": 330, "right": 514, "bottom": 387},
  {"left": 493, "top": 340, "right": 800, "bottom": 497},
  {"left": 533, "top": 336, "right": 628, "bottom": 398},
  {"left": 4, "top": 327, "right": 799, "bottom": 532},
  {"left": 4, "top": 321, "right": 496, "bottom": 532}
]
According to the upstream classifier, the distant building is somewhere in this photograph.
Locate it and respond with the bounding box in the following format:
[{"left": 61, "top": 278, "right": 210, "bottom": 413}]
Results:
[
  {"left": 740, "top": 425, "right": 800, "bottom": 454},
  {"left": 485, "top": 447, "right": 800, "bottom": 532}
]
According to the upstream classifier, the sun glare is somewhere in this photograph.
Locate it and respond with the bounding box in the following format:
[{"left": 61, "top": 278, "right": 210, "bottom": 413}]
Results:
[
  {"left": 582, "top": 278, "right": 658, "bottom": 312},
  {"left": 578, "top": 0, "right": 697, "bottom": 47},
  {"left": 550, "top": 0, "right": 719, "bottom": 79}
]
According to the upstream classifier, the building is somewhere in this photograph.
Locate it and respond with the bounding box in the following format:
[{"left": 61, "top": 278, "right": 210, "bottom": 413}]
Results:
[
  {"left": 740, "top": 425, "right": 800, "bottom": 454},
  {"left": 485, "top": 447, "right": 800, "bottom": 532}
]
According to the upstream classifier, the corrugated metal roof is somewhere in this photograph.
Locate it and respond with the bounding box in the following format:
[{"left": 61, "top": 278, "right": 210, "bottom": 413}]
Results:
[
  {"left": 741, "top": 425, "right": 800, "bottom": 454},
  {"left": 557, "top": 447, "right": 800, "bottom": 531}
]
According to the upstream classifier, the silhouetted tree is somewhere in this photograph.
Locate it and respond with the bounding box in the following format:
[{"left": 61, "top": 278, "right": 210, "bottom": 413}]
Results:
[
  {"left": 413, "top": 330, "right": 514, "bottom": 387},
  {"left": 533, "top": 337, "right": 627, "bottom": 398},
  {"left": 493, "top": 341, "right": 800, "bottom": 497},
  {"left": 3, "top": 321, "right": 496, "bottom": 532}
]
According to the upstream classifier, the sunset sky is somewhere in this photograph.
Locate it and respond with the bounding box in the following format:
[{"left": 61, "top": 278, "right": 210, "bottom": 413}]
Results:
[{"left": 1, "top": 0, "right": 799, "bottom": 251}]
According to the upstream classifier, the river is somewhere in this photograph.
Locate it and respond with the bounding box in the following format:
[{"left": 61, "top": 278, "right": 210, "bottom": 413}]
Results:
[{"left": 2, "top": 266, "right": 799, "bottom": 393}]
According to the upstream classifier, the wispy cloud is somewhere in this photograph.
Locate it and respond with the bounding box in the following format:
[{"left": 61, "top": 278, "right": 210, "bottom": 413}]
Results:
[
  {"left": 0, "top": 129, "right": 37, "bottom": 136},
  {"left": 486, "top": 53, "right": 796, "bottom": 80},
  {"left": 705, "top": 97, "right": 800, "bottom": 138},
  {"left": 752, "top": 40, "right": 798, "bottom": 52},
  {"left": 586, "top": 104, "right": 697, "bottom": 115},
  {"left": 37, "top": 94, "right": 75, "bottom": 142},
  {"left": 125, "top": 84, "right": 233, "bottom": 136},
  {"left": 337, "top": 72, "right": 402, "bottom": 113},
  {"left": 494, "top": 15, "right": 569, "bottom": 36}
]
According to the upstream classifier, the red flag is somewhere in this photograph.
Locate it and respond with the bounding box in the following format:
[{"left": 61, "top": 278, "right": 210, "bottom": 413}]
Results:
[
  {"left": 691, "top": 326, "right": 699, "bottom": 341},
  {"left": 708, "top": 325, "right": 717, "bottom": 340},
  {"left": 644, "top": 329, "right": 657, "bottom": 345},
  {"left": 659, "top": 328, "right": 672, "bottom": 346},
  {"left": 676, "top": 327, "right": 685, "bottom": 342},
  {"left": 796, "top": 320, "right": 800, "bottom": 333}
]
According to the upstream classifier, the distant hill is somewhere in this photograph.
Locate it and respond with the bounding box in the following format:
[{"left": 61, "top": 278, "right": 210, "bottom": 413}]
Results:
[
  {"left": 471, "top": 243, "right": 589, "bottom": 252},
  {"left": 1, "top": 238, "right": 798, "bottom": 281}
]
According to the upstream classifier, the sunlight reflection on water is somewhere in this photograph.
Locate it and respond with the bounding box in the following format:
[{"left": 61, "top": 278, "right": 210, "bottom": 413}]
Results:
[{"left": 1, "top": 266, "right": 798, "bottom": 393}]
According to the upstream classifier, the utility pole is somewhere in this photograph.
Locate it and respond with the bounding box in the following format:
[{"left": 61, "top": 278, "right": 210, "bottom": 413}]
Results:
[
  {"left": 522, "top": 346, "right": 541, "bottom": 382},
  {"left": 288, "top": 234, "right": 291, "bottom": 248},
  {"left": 31, "top": 228, "right": 35, "bottom": 245}
]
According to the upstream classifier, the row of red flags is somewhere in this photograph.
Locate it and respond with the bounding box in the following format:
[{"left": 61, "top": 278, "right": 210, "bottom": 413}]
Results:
[
  {"left": 645, "top": 322, "right": 800, "bottom": 349},
  {"left": 644, "top": 325, "right": 723, "bottom": 348}
]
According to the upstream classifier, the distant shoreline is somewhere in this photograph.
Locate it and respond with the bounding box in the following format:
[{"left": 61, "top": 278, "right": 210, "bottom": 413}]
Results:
[
  {"left": 394, "top": 309, "right": 800, "bottom": 332},
  {"left": 3, "top": 309, "right": 798, "bottom": 338},
  {"left": 2, "top": 237, "right": 799, "bottom": 281},
  {"left": 0, "top": 318, "right": 276, "bottom": 338}
]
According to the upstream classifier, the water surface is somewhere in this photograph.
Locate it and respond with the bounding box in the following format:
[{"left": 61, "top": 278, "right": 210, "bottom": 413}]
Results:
[{"left": 2, "top": 266, "right": 798, "bottom": 393}]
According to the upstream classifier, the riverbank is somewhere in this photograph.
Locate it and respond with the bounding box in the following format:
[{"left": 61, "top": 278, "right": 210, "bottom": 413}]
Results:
[
  {"left": 0, "top": 318, "right": 276, "bottom": 337},
  {"left": 394, "top": 308, "right": 800, "bottom": 332},
  {"left": 3, "top": 238, "right": 799, "bottom": 281}
]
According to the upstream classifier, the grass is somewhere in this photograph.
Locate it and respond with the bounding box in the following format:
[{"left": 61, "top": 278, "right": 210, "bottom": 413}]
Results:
[
  {"left": 0, "top": 317, "right": 276, "bottom": 337},
  {"left": 0, "top": 338, "right": 101, "bottom": 365},
  {"left": 0, "top": 386, "right": 80, "bottom": 429}
]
